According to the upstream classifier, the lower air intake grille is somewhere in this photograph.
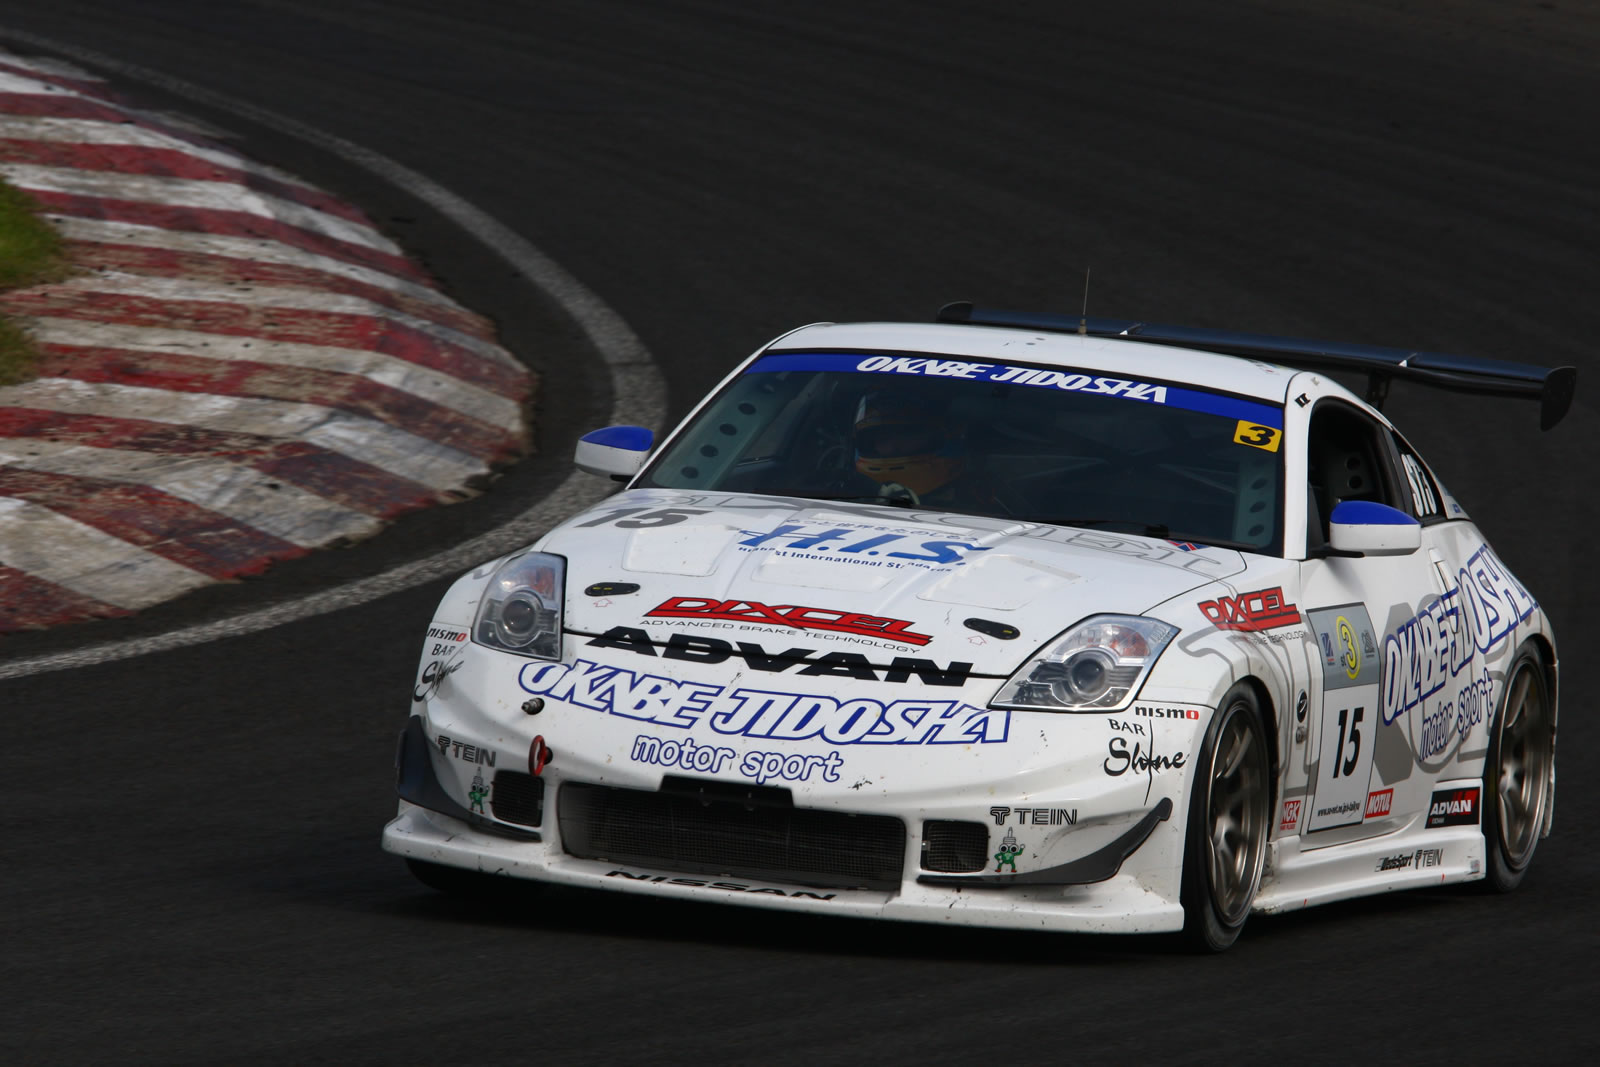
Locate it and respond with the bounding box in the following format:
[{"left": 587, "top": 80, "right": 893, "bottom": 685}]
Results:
[
  {"left": 921, "top": 820, "right": 990, "bottom": 872},
  {"left": 491, "top": 771, "right": 545, "bottom": 827},
  {"left": 558, "top": 781, "right": 906, "bottom": 891}
]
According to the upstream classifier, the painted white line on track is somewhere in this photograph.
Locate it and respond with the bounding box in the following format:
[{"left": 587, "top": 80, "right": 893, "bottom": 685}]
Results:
[{"left": 0, "top": 28, "right": 665, "bottom": 680}]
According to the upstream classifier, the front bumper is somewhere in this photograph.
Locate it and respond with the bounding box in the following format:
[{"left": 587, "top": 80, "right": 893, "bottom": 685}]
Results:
[
  {"left": 384, "top": 680, "right": 1202, "bottom": 934},
  {"left": 383, "top": 800, "right": 1187, "bottom": 934}
]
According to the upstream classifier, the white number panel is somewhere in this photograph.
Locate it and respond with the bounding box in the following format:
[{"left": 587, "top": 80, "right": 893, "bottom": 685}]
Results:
[{"left": 1306, "top": 606, "right": 1382, "bottom": 832}]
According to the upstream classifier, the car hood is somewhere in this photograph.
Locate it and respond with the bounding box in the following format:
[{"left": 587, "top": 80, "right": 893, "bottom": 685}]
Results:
[{"left": 544, "top": 489, "right": 1246, "bottom": 676}]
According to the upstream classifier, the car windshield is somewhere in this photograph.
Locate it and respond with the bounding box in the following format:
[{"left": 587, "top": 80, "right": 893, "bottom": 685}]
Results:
[{"left": 636, "top": 350, "right": 1285, "bottom": 552}]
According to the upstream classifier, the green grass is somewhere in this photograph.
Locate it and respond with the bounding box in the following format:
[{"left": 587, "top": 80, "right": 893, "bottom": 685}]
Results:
[{"left": 0, "top": 177, "right": 73, "bottom": 384}]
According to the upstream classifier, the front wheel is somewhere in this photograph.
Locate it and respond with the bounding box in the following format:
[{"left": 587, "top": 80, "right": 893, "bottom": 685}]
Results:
[
  {"left": 1181, "top": 684, "right": 1272, "bottom": 952},
  {"left": 1482, "top": 646, "right": 1555, "bottom": 892}
]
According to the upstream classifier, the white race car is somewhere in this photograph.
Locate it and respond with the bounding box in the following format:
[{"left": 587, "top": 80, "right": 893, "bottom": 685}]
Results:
[{"left": 383, "top": 303, "right": 1573, "bottom": 949}]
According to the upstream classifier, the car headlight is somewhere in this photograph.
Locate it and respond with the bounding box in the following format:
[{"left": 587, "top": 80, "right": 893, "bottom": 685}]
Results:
[
  {"left": 472, "top": 551, "right": 566, "bottom": 660},
  {"left": 990, "top": 615, "right": 1178, "bottom": 712}
]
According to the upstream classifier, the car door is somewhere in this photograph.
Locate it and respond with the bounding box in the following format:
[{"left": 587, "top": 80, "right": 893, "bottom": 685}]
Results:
[
  {"left": 1292, "top": 397, "right": 1441, "bottom": 848},
  {"left": 1387, "top": 431, "right": 1535, "bottom": 807}
]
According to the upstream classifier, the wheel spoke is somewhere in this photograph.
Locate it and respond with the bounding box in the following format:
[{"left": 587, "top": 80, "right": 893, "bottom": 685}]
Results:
[{"left": 1219, "top": 723, "right": 1253, "bottom": 779}]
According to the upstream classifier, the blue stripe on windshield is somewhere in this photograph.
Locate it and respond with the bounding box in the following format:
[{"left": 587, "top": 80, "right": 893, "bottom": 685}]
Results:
[{"left": 748, "top": 351, "right": 1284, "bottom": 428}]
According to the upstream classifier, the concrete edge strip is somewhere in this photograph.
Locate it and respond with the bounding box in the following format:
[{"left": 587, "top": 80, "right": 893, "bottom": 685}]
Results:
[{"left": 0, "top": 28, "right": 667, "bottom": 681}]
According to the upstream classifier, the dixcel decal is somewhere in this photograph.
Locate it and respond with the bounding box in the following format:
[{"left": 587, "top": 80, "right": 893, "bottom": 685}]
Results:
[
  {"left": 1427, "top": 787, "right": 1481, "bottom": 828},
  {"left": 1199, "top": 587, "right": 1302, "bottom": 632},
  {"left": 518, "top": 659, "right": 1009, "bottom": 745},
  {"left": 646, "top": 596, "right": 932, "bottom": 646},
  {"left": 587, "top": 627, "right": 973, "bottom": 685}
]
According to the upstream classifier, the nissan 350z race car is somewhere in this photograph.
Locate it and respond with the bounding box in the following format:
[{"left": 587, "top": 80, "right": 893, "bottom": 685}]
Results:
[{"left": 383, "top": 303, "right": 1573, "bottom": 950}]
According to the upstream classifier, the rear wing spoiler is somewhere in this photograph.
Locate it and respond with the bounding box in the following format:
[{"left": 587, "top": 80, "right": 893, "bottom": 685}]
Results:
[{"left": 937, "top": 302, "right": 1578, "bottom": 430}]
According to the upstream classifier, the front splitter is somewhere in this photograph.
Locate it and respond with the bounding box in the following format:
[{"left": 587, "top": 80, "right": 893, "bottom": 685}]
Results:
[{"left": 382, "top": 802, "right": 1187, "bottom": 935}]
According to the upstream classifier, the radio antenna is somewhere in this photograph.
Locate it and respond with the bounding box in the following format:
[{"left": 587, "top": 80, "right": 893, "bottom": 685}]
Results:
[{"left": 1078, "top": 267, "right": 1091, "bottom": 335}]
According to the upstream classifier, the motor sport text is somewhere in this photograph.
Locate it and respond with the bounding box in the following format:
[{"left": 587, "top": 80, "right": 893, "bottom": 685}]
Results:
[
  {"left": 629, "top": 734, "right": 845, "bottom": 785},
  {"left": 646, "top": 596, "right": 932, "bottom": 646},
  {"left": 1199, "top": 586, "right": 1302, "bottom": 632},
  {"left": 587, "top": 627, "right": 972, "bottom": 685},
  {"left": 1381, "top": 545, "right": 1534, "bottom": 729},
  {"left": 518, "top": 658, "right": 1009, "bottom": 745}
]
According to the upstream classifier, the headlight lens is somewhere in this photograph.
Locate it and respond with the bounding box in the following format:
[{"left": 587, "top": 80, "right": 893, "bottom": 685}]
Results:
[
  {"left": 472, "top": 551, "right": 565, "bottom": 659},
  {"left": 990, "top": 615, "right": 1177, "bottom": 712}
]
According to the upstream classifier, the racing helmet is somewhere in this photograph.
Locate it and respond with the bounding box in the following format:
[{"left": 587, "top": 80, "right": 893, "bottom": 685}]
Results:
[{"left": 853, "top": 390, "right": 965, "bottom": 495}]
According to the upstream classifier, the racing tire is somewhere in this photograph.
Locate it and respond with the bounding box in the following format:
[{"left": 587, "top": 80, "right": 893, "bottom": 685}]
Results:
[
  {"left": 1481, "top": 646, "right": 1555, "bottom": 893},
  {"left": 1180, "top": 683, "right": 1272, "bottom": 952}
]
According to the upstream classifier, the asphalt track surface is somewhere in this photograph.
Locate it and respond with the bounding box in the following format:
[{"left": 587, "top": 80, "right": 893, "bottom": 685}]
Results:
[{"left": 3, "top": 3, "right": 1597, "bottom": 1063}]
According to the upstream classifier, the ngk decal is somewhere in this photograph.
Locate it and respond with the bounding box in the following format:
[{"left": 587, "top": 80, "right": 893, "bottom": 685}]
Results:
[
  {"left": 1199, "top": 587, "right": 1302, "bottom": 632},
  {"left": 646, "top": 596, "right": 932, "bottom": 646}
]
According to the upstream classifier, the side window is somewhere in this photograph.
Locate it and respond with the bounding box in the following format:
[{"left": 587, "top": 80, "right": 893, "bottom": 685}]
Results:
[
  {"left": 1392, "top": 433, "right": 1446, "bottom": 522},
  {"left": 1305, "top": 402, "right": 1407, "bottom": 546}
]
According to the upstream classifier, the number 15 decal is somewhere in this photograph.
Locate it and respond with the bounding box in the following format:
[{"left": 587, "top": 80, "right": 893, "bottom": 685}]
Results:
[
  {"left": 1307, "top": 700, "right": 1380, "bottom": 832},
  {"left": 1232, "top": 421, "right": 1282, "bottom": 452}
]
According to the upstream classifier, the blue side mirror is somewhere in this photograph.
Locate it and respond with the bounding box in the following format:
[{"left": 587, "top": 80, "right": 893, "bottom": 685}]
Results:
[
  {"left": 574, "top": 425, "right": 654, "bottom": 480},
  {"left": 1328, "top": 500, "right": 1421, "bottom": 556}
]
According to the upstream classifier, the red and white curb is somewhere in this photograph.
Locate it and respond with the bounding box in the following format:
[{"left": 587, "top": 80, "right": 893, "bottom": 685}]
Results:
[{"left": 0, "top": 49, "right": 533, "bottom": 632}]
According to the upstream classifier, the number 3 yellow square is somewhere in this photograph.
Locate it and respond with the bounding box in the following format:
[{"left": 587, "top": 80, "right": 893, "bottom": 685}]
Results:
[{"left": 1233, "top": 421, "right": 1282, "bottom": 452}]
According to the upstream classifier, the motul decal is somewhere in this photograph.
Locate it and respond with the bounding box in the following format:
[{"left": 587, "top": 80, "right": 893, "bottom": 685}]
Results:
[
  {"left": 1365, "top": 788, "right": 1393, "bottom": 819},
  {"left": 1426, "top": 786, "right": 1480, "bottom": 828},
  {"left": 1199, "top": 586, "right": 1302, "bottom": 632},
  {"left": 646, "top": 596, "right": 932, "bottom": 646}
]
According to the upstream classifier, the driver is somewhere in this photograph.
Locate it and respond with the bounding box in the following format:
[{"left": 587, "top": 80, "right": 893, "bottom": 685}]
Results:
[{"left": 853, "top": 389, "right": 982, "bottom": 508}]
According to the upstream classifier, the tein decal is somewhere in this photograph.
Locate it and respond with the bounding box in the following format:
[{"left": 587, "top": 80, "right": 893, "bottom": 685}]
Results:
[
  {"left": 518, "top": 659, "right": 1009, "bottom": 745},
  {"left": 645, "top": 596, "right": 933, "bottom": 646}
]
